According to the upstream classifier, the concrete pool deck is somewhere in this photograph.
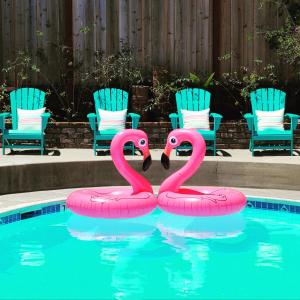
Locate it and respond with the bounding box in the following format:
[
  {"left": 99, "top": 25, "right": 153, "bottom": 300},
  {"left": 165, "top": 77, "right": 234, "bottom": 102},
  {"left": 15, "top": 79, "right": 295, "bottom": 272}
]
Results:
[
  {"left": 0, "top": 148, "right": 299, "bottom": 165},
  {"left": 0, "top": 148, "right": 299, "bottom": 196}
]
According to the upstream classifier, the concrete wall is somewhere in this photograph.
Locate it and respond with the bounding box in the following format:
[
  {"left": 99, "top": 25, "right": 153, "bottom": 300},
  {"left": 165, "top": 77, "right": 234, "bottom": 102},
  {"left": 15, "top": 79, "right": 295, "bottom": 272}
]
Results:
[{"left": 1, "top": 160, "right": 299, "bottom": 195}]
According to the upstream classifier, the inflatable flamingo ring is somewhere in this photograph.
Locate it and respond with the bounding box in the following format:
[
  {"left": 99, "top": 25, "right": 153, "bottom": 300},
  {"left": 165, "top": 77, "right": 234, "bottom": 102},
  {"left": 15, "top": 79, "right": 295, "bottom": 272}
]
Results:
[
  {"left": 158, "top": 129, "right": 246, "bottom": 216},
  {"left": 67, "top": 129, "right": 157, "bottom": 218}
]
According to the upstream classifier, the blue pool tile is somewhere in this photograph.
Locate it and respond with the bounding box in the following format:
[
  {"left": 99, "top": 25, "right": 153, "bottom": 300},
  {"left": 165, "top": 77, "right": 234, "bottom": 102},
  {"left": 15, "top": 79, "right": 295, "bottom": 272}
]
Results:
[
  {"left": 246, "top": 199, "right": 300, "bottom": 214},
  {"left": 280, "top": 204, "right": 289, "bottom": 212},
  {"left": 247, "top": 201, "right": 254, "bottom": 208},
  {"left": 0, "top": 202, "right": 65, "bottom": 226}
]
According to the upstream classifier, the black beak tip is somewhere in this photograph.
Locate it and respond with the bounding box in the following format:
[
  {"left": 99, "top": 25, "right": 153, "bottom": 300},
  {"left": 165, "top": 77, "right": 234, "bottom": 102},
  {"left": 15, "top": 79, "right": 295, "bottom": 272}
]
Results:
[
  {"left": 142, "top": 155, "right": 152, "bottom": 171},
  {"left": 161, "top": 152, "right": 170, "bottom": 170}
]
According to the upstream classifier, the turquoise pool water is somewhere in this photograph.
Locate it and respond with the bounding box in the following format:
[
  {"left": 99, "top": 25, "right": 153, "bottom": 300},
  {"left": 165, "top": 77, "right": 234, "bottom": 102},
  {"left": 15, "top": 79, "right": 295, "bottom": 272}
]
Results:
[{"left": 1, "top": 207, "right": 300, "bottom": 299}]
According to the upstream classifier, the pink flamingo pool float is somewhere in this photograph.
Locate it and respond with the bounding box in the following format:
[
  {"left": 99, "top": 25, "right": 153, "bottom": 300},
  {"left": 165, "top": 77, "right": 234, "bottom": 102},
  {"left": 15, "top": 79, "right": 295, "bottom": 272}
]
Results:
[
  {"left": 67, "top": 129, "right": 157, "bottom": 218},
  {"left": 158, "top": 129, "right": 246, "bottom": 216}
]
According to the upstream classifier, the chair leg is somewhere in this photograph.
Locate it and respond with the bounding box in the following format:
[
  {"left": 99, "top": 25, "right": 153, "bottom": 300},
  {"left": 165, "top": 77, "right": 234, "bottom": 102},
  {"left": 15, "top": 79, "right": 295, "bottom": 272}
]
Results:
[
  {"left": 213, "top": 140, "right": 216, "bottom": 156},
  {"left": 251, "top": 139, "right": 254, "bottom": 156},
  {"left": 290, "top": 139, "right": 294, "bottom": 156},
  {"left": 41, "top": 138, "right": 44, "bottom": 155},
  {"left": 132, "top": 142, "right": 135, "bottom": 156},
  {"left": 2, "top": 136, "right": 5, "bottom": 155},
  {"left": 93, "top": 138, "right": 97, "bottom": 156}
]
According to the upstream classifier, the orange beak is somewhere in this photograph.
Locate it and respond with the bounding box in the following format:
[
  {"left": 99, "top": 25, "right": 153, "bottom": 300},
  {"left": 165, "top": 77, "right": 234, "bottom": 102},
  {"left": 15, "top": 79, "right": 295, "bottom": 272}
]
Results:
[
  {"left": 163, "top": 145, "right": 172, "bottom": 158},
  {"left": 143, "top": 148, "right": 150, "bottom": 160}
]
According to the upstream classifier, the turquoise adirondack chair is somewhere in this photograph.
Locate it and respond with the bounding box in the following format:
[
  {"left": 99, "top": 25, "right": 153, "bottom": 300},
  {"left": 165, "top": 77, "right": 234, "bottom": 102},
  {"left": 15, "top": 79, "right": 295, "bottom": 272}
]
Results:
[
  {"left": 244, "top": 88, "right": 299, "bottom": 156},
  {"left": 87, "top": 88, "right": 140, "bottom": 155},
  {"left": 0, "top": 88, "right": 50, "bottom": 155},
  {"left": 169, "top": 88, "right": 222, "bottom": 155}
]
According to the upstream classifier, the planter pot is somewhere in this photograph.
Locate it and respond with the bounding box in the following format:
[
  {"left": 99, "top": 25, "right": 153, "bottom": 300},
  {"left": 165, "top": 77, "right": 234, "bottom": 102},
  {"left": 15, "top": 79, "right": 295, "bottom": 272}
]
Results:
[{"left": 131, "top": 85, "right": 150, "bottom": 121}]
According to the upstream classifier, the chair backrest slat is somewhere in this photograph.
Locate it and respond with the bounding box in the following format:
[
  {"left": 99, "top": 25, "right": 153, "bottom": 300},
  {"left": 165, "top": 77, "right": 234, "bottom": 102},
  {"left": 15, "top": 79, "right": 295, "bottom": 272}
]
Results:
[
  {"left": 175, "top": 88, "right": 211, "bottom": 128},
  {"left": 93, "top": 88, "right": 129, "bottom": 125},
  {"left": 10, "top": 88, "right": 45, "bottom": 129},
  {"left": 250, "top": 88, "right": 286, "bottom": 132}
]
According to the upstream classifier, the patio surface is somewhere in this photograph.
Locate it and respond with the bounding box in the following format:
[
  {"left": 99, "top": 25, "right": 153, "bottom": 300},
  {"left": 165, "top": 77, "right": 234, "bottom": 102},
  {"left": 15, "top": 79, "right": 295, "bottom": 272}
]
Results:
[{"left": 0, "top": 148, "right": 299, "bottom": 166}]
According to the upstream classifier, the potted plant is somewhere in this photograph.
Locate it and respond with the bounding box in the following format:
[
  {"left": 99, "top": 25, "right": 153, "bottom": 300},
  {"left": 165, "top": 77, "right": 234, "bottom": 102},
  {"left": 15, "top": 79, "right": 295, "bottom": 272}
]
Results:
[{"left": 145, "top": 67, "right": 178, "bottom": 121}]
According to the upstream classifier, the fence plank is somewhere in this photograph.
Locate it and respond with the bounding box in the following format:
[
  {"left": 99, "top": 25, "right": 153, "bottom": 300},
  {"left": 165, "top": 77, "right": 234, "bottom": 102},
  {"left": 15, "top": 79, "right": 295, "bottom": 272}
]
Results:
[
  {"left": 166, "top": 0, "right": 175, "bottom": 71},
  {"left": 141, "top": 0, "right": 151, "bottom": 71},
  {"left": 119, "top": 0, "right": 129, "bottom": 45},
  {"left": 0, "top": 0, "right": 286, "bottom": 85}
]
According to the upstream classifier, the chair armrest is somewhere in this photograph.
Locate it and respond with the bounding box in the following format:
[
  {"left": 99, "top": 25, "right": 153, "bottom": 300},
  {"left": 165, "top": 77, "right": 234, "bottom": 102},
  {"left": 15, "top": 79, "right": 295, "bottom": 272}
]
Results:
[
  {"left": 41, "top": 112, "right": 51, "bottom": 131},
  {"left": 244, "top": 113, "right": 254, "bottom": 132},
  {"left": 285, "top": 113, "right": 299, "bottom": 131},
  {"left": 210, "top": 113, "right": 223, "bottom": 131},
  {"left": 0, "top": 112, "right": 11, "bottom": 133},
  {"left": 169, "top": 113, "right": 179, "bottom": 129},
  {"left": 87, "top": 113, "right": 97, "bottom": 132},
  {"left": 127, "top": 113, "right": 140, "bottom": 129}
]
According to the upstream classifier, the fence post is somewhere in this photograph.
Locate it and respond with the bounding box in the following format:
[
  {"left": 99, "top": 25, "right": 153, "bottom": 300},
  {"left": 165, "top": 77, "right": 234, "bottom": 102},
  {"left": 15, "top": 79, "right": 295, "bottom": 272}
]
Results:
[{"left": 212, "top": 0, "right": 221, "bottom": 78}]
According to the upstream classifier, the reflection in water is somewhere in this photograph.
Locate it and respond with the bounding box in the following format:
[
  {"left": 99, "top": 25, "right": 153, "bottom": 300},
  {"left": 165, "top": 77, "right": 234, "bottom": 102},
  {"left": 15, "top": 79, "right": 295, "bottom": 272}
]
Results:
[
  {"left": 19, "top": 244, "right": 45, "bottom": 267},
  {"left": 158, "top": 212, "right": 246, "bottom": 243},
  {"left": 166, "top": 245, "right": 209, "bottom": 297},
  {"left": 65, "top": 211, "right": 270, "bottom": 299},
  {"left": 209, "top": 221, "right": 269, "bottom": 253},
  {"left": 67, "top": 214, "right": 157, "bottom": 242},
  {"left": 0, "top": 216, "right": 69, "bottom": 272},
  {"left": 2, "top": 208, "right": 300, "bottom": 299},
  {"left": 156, "top": 212, "right": 270, "bottom": 298},
  {"left": 99, "top": 247, "right": 121, "bottom": 264},
  {"left": 256, "top": 243, "right": 282, "bottom": 269},
  {"left": 67, "top": 213, "right": 158, "bottom": 299},
  {"left": 156, "top": 213, "right": 247, "bottom": 297}
]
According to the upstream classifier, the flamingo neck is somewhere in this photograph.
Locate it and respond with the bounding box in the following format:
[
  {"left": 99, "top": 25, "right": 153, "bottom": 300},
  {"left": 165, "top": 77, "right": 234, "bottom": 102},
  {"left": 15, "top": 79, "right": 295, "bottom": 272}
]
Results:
[
  {"left": 110, "top": 135, "right": 153, "bottom": 194},
  {"left": 159, "top": 132, "right": 206, "bottom": 194}
]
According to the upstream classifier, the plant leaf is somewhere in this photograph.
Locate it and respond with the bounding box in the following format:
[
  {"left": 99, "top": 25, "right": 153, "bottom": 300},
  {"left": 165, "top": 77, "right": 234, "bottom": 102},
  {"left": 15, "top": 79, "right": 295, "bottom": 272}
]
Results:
[{"left": 203, "top": 72, "right": 215, "bottom": 88}]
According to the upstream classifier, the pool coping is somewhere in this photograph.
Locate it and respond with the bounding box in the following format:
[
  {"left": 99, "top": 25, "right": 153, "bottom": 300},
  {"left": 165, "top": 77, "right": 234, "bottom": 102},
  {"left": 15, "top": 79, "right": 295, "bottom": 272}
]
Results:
[{"left": 1, "top": 187, "right": 300, "bottom": 225}]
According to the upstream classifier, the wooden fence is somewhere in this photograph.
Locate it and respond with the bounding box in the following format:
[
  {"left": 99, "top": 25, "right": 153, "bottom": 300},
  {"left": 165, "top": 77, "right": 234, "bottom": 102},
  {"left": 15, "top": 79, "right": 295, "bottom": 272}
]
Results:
[{"left": 0, "top": 0, "right": 286, "bottom": 85}]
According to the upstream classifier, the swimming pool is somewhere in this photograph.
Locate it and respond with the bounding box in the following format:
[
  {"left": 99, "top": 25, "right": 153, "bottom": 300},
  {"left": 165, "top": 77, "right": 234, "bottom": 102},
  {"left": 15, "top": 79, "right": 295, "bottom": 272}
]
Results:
[{"left": 0, "top": 200, "right": 300, "bottom": 299}]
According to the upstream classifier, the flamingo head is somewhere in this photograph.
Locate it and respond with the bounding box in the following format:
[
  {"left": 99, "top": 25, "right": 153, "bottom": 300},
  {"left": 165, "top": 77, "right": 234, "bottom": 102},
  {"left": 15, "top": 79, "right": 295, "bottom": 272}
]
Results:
[
  {"left": 161, "top": 129, "right": 205, "bottom": 169},
  {"left": 130, "top": 130, "right": 152, "bottom": 171}
]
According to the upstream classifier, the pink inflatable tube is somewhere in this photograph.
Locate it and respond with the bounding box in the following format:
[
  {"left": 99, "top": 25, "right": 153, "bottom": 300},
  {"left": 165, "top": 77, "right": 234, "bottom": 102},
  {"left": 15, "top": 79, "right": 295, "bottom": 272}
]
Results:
[
  {"left": 158, "top": 129, "right": 246, "bottom": 216},
  {"left": 67, "top": 130, "right": 157, "bottom": 218}
]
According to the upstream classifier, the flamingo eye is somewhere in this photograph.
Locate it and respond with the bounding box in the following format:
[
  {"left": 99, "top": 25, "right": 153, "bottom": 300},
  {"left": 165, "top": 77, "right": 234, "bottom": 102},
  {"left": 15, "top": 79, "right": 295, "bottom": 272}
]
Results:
[
  {"left": 138, "top": 138, "right": 147, "bottom": 147},
  {"left": 169, "top": 136, "right": 178, "bottom": 145}
]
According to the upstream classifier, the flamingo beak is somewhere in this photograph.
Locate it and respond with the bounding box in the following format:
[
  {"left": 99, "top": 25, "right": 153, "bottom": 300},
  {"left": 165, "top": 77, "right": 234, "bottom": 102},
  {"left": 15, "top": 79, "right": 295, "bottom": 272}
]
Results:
[
  {"left": 161, "top": 145, "right": 171, "bottom": 170},
  {"left": 142, "top": 148, "right": 152, "bottom": 171}
]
